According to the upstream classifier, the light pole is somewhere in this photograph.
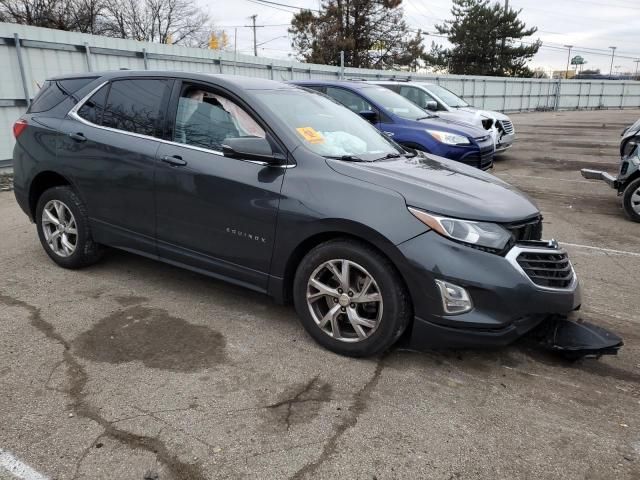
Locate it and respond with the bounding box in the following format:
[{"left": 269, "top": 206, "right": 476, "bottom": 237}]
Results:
[
  {"left": 608, "top": 46, "right": 617, "bottom": 77},
  {"left": 634, "top": 59, "right": 640, "bottom": 80},
  {"left": 564, "top": 45, "right": 573, "bottom": 79}
]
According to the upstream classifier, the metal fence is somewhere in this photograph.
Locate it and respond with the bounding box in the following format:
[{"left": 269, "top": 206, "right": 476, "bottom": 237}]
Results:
[{"left": 2, "top": 22, "right": 640, "bottom": 167}]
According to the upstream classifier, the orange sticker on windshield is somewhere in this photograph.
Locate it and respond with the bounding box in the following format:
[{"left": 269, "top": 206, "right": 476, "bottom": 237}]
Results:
[{"left": 296, "top": 127, "right": 324, "bottom": 144}]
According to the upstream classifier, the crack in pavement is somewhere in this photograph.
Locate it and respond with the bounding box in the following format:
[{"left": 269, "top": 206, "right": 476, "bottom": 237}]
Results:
[
  {"left": 288, "top": 356, "right": 387, "bottom": 480},
  {"left": 266, "top": 376, "right": 326, "bottom": 431},
  {"left": 0, "top": 293, "right": 208, "bottom": 480}
]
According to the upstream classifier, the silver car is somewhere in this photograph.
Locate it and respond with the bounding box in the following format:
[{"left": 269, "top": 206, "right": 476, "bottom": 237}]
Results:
[{"left": 376, "top": 80, "right": 515, "bottom": 153}]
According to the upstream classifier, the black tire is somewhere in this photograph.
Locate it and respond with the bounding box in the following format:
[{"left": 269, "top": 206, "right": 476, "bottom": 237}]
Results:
[
  {"left": 36, "top": 186, "right": 104, "bottom": 269},
  {"left": 622, "top": 177, "right": 640, "bottom": 223},
  {"left": 293, "top": 239, "right": 412, "bottom": 357}
]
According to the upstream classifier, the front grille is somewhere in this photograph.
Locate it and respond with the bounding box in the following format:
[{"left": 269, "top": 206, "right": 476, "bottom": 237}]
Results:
[
  {"left": 516, "top": 250, "right": 574, "bottom": 288},
  {"left": 506, "top": 216, "right": 543, "bottom": 242},
  {"left": 499, "top": 120, "right": 514, "bottom": 135},
  {"left": 463, "top": 151, "right": 494, "bottom": 170}
]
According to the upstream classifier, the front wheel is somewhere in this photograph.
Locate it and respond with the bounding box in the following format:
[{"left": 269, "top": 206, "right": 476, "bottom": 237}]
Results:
[
  {"left": 293, "top": 239, "right": 411, "bottom": 357},
  {"left": 622, "top": 177, "right": 640, "bottom": 223}
]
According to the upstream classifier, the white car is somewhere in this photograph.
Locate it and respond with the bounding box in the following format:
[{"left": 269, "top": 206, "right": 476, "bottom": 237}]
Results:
[{"left": 375, "top": 80, "right": 515, "bottom": 153}]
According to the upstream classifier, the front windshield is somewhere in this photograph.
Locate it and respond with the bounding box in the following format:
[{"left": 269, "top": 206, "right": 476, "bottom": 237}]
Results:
[
  {"left": 427, "top": 84, "right": 469, "bottom": 108},
  {"left": 254, "top": 89, "right": 403, "bottom": 161},
  {"left": 362, "top": 86, "right": 430, "bottom": 121}
]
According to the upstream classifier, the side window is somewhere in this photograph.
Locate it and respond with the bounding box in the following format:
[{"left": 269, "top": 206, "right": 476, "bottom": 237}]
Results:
[
  {"left": 101, "top": 79, "right": 172, "bottom": 137},
  {"left": 173, "top": 86, "right": 265, "bottom": 152},
  {"left": 77, "top": 84, "right": 109, "bottom": 125},
  {"left": 325, "top": 87, "right": 373, "bottom": 114},
  {"left": 399, "top": 86, "right": 431, "bottom": 109}
]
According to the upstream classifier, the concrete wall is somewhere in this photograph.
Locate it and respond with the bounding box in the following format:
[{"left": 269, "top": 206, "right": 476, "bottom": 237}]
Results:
[{"left": 2, "top": 22, "right": 640, "bottom": 165}]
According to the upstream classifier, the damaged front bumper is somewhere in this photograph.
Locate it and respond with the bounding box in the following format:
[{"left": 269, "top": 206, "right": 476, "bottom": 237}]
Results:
[
  {"left": 580, "top": 168, "right": 619, "bottom": 189},
  {"left": 398, "top": 232, "right": 624, "bottom": 358}
]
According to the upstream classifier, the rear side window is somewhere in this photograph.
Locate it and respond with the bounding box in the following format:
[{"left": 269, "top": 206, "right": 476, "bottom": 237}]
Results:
[
  {"left": 78, "top": 84, "right": 109, "bottom": 125},
  {"left": 29, "top": 78, "right": 96, "bottom": 113},
  {"left": 325, "top": 87, "right": 374, "bottom": 114},
  {"left": 101, "top": 79, "right": 172, "bottom": 137}
]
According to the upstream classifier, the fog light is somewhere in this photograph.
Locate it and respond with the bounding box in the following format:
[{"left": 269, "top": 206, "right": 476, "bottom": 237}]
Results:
[{"left": 435, "top": 280, "right": 473, "bottom": 315}]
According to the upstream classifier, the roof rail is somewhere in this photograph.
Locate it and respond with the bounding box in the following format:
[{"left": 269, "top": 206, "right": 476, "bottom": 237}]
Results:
[
  {"left": 387, "top": 76, "right": 411, "bottom": 82},
  {"left": 345, "top": 77, "right": 369, "bottom": 81}
]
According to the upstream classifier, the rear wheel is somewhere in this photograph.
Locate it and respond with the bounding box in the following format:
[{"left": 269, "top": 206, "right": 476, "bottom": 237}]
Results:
[
  {"left": 293, "top": 239, "right": 411, "bottom": 357},
  {"left": 36, "top": 186, "right": 104, "bottom": 268},
  {"left": 622, "top": 177, "right": 640, "bottom": 223}
]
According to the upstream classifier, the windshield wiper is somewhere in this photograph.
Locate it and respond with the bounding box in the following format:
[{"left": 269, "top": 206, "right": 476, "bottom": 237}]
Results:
[
  {"left": 373, "top": 152, "right": 403, "bottom": 161},
  {"left": 416, "top": 115, "right": 437, "bottom": 120},
  {"left": 324, "top": 155, "right": 365, "bottom": 162}
]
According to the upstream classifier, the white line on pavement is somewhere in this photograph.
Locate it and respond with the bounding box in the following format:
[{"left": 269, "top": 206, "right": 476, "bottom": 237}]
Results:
[
  {"left": 0, "top": 449, "right": 49, "bottom": 480},
  {"left": 561, "top": 242, "right": 640, "bottom": 257}
]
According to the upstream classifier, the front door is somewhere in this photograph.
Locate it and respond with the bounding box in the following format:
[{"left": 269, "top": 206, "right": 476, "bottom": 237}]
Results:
[{"left": 154, "top": 82, "right": 286, "bottom": 291}]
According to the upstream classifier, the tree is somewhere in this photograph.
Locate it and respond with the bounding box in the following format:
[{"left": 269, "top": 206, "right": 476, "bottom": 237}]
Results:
[
  {"left": 425, "top": 0, "right": 541, "bottom": 77},
  {"left": 289, "top": 0, "right": 424, "bottom": 70},
  {"left": 0, "top": 0, "right": 212, "bottom": 46},
  {"left": 101, "top": 0, "right": 211, "bottom": 46},
  {"left": 0, "top": 0, "right": 106, "bottom": 33}
]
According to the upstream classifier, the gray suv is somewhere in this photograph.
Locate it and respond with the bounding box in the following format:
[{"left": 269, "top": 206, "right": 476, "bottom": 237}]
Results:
[{"left": 12, "top": 70, "right": 580, "bottom": 357}]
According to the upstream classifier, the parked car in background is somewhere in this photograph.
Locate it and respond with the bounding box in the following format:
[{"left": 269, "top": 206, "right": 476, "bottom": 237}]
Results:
[
  {"left": 292, "top": 80, "right": 495, "bottom": 170},
  {"left": 375, "top": 80, "right": 516, "bottom": 153},
  {"left": 581, "top": 118, "right": 640, "bottom": 222},
  {"left": 13, "top": 70, "right": 583, "bottom": 357}
]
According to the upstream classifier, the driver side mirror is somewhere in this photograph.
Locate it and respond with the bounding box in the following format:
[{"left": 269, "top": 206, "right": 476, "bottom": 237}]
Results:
[
  {"left": 358, "top": 110, "right": 378, "bottom": 123},
  {"left": 425, "top": 101, "right": 438, "bottom": 111},
  {"left": 222, "top": 137, "right": 286, "bottom": 166}
]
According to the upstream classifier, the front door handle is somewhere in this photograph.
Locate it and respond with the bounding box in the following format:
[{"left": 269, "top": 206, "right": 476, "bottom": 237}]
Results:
[
  {"left": 161, "top": 155, "right": 187, "bottom": 167},
  {"left": 68, "top": 132, "right": 87, "bottom": 142}
]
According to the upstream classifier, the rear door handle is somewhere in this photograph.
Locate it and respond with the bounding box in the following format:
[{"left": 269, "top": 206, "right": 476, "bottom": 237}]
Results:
[
  {"left": 161, "top": 155, "right": 187, "bottom": 167},
  {"left": 68, "top": 132, "right": 86, "bottom": 142}
]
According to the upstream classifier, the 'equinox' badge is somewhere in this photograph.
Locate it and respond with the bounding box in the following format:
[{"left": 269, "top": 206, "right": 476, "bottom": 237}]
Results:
[{"left": 226, "top": 227, "right": 267, "bottom": 243}]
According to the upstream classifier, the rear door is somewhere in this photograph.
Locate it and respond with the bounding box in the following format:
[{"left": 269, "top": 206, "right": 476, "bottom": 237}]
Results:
[
  {"left": 58, "top": 77, "right": 173, "bottom": 253},
  {"left": 153, "top": 81, "right": 287, "bottom": 291}
]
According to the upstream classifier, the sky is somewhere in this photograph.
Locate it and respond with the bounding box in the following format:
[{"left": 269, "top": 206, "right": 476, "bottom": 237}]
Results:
[{"left": 204, "top": 0, "right": 640, "bottom": 75}]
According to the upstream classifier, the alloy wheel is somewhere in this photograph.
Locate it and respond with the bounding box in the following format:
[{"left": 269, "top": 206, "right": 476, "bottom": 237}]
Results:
[
  {"left": 631, "top": 186, "right": 640, "bottom": 215},
  {"left": 306, "top": 259, "right": 383, "bottom": 342},
  {"left": 41, "top": 199, "right": 78, "bottom": 257}
]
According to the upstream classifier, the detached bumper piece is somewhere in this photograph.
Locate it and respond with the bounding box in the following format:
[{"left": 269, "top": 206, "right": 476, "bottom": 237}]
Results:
[
  {"left": 580, "top": 168, "right": 619, "bottom": 188},
  {"left": 529, "top": 316, "right": 623, "bottom": 360}
]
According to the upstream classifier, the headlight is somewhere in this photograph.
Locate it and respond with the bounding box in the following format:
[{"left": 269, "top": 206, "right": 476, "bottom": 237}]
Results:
[
  {"left": 408, "top": 207, "right": 512, "bottom": 250},
  {"left": 426, "top": 130, "right": 470, "bottom": 145}
]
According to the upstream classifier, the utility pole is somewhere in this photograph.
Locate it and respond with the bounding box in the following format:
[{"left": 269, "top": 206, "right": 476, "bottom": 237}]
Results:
[
  {"left": 608, "top": 46, "right": 617, "bottom": 77},
  {"left": 234, "top": 28, "right": 238, "bottom": 75},
  {"left": 250, "top": 14, "right": 258, "bottom": 56},
  {"left": 634, "top": 59, "right": 640, "bottom": 80},
  {"left": 564, "top": 45, "right": 573, "bottom": 79}
]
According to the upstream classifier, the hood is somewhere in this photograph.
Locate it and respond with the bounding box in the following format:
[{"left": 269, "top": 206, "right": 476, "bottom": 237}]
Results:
[
  {"left": 434, "top": 110, "right": 486, "bottom": 130},
  {"left": 326, "top": 152, "right": 539, "bottom": 223},
  {"left": 454, "top": 106, "right": 510, "bottom": 121},
  {"left": 411, "top": 116, "right": 489, "bottom": 139}
]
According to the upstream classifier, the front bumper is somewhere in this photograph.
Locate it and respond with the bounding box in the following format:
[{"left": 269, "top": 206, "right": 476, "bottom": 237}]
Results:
[
  {"left": 397, "top": 232, "right": 581, "bottom": 349},
  {"left": 494, "top": 133, "right": 515, "bottom": 153},
  {"left": 580, "top": 168, "right": 619, "bottom": 189}
]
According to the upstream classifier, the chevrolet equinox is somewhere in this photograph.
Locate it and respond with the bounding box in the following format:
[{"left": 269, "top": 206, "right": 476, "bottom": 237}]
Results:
[{"left": 12, "top": 71, "right": 581, "bottom": 357}]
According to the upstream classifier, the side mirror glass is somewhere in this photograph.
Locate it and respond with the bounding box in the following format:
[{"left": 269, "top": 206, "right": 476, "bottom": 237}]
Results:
[
  {"left": 222, "top": 137, "right": 286, "bottom": 165},
  {"left": 358, "top": 110, "right": 378, "bottom": 123},
  {"left": 425, "top": 101, "right": 438, "bottom": 111}
]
